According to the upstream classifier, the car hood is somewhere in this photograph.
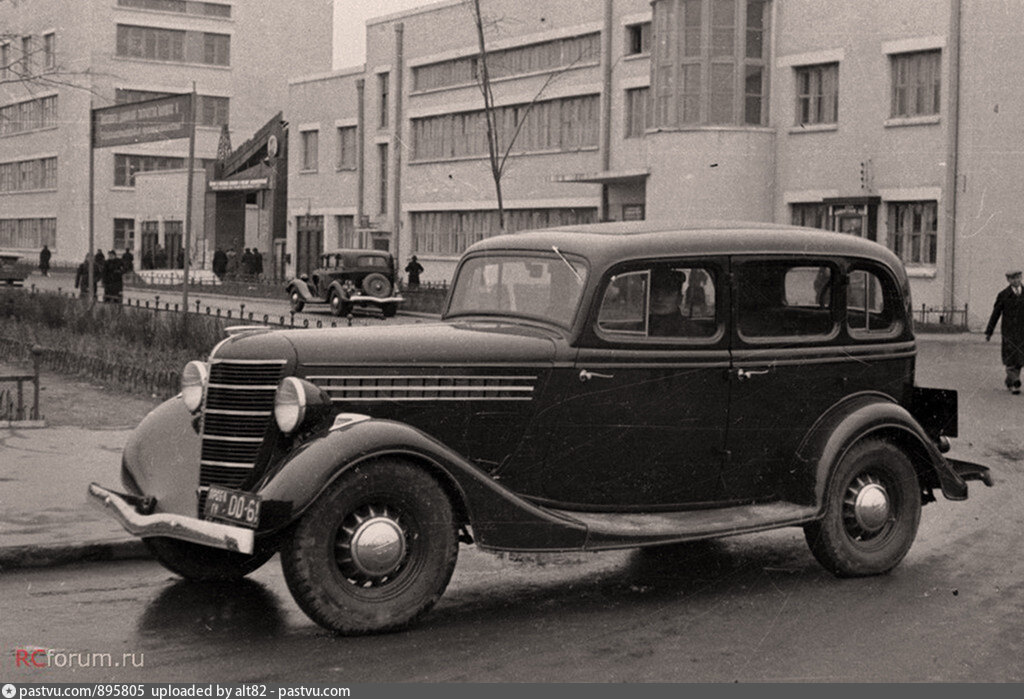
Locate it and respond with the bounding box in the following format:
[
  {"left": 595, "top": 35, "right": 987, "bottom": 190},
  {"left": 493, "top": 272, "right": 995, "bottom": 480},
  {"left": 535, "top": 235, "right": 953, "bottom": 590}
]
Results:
[{"left": 210, "top": 320, "right": 562, "bottom": 367}]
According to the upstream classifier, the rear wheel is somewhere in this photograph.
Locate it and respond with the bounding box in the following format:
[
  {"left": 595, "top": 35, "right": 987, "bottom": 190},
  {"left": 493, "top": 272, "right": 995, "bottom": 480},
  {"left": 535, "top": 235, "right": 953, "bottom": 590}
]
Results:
[
  {"left": 144, "top": 537, "right": 273, "bottom": 581},
  {"left": 362, "top": 273, "right": 392, "bottom": 298},
  {"left": 280, "top": 459, "right": 459, "bottom": 635},
  {"left": 804, "top": 439, "right": 921, "bottom": 577},
  {"left": 289, "top": 290, "right": 305, "bottom": 313}
]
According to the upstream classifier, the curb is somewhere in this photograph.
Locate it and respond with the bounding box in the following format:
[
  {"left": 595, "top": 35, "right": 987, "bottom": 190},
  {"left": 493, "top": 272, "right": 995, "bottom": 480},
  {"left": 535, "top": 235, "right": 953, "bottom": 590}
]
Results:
[{"left": 0, "top": 539, "right": 151, "bottom": 571}]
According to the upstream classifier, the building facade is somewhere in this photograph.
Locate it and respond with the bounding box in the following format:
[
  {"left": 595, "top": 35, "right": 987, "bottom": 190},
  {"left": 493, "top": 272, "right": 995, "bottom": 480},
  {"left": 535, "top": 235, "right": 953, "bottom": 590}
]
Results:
[
  {"left": 0, "top": 0, "right": 332, "bottom": 268},
  {"left": 286, "top": 0, "right": 1020, "bottom": 330}
]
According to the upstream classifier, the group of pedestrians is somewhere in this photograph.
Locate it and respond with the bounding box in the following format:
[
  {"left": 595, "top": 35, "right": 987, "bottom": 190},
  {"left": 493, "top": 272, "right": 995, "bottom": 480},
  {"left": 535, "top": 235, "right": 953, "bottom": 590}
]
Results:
[
  {"left": 212, "top": 247, "right": 264, "bottom": 280},
  {"left": 74, "top": 249, "right": 133, "bottom": 303}
]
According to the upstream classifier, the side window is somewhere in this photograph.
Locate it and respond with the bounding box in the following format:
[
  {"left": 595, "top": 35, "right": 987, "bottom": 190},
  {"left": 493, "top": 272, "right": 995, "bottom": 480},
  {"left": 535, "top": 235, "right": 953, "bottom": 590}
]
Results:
[
  {"left": 737, "top": 262, "right": 836, "bottom": 339},
  {"left": 847, "top": 268, "right": 899, "bottom": 337},
  {"left": 597, "top": 264, "right": 719, "bottom": 340}
]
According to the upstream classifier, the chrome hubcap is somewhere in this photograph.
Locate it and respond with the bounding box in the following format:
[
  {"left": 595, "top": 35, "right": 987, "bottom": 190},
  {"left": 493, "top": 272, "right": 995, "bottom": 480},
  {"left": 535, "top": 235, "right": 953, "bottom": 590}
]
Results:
[
  {"left": 335, "top": 505, "right": 407, "bottom": 585},
  {"left": 843, "top": 474, "right": 891, "bottom": 539}
]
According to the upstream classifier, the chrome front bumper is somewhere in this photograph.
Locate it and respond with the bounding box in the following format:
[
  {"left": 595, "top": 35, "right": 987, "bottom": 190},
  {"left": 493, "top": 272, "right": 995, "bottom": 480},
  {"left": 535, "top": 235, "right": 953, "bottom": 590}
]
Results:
[{"left": 87, "top": 483, "right": 255, "bottom": 554}]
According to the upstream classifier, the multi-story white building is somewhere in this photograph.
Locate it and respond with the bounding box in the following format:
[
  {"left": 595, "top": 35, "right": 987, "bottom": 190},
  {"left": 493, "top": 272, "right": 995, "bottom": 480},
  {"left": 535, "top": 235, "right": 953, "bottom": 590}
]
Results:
[
  {"left": 1, "top": 0, "right": 332, "bottom": 267},
  {"left": 286, "top": 0, "right": 1024, "bottom": 329}
]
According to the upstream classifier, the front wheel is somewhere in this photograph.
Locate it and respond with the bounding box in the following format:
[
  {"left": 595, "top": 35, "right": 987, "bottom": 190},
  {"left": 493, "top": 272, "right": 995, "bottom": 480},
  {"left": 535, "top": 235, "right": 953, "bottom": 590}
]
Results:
[
  {"left": 144, "top": 537, "right": 273, "bottom": 581},
  {"left": 804, "top": 439, "right": 922, "bottom": 577},
  {"left": 289, "top": 290, "right": 305, "bottom": 313},
  {"left": 280, "top": 458, "right": 459, "bottom": 635},
  {"left": 329, "top": 290, "right": 352, "bottom": 317}
]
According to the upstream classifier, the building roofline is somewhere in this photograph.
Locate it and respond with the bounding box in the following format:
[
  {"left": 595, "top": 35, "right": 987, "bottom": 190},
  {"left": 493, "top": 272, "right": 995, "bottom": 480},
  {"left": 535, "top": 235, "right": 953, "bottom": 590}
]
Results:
[
  {"left": 365, "top": 0, "right": 464, "bottom": 27},
  {"left": 289, "top": 65, "right": 366, "bottom": 86}
]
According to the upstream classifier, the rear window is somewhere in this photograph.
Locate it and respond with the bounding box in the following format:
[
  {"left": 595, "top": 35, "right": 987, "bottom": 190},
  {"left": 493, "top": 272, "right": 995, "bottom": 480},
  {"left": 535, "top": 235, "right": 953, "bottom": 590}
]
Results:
[
  {"left": 736, "top": 262, "right": 836, "bottom": 340},
  {"left": 847, "top": 267, "right": 900, "bottom": 337},
  {"left": 357, "top": 255, "right": 389, "bottom": 268}
]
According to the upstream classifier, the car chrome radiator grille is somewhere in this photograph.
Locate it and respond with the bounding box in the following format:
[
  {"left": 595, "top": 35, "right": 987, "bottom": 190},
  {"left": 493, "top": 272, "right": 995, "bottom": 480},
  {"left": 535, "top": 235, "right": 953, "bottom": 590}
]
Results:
[{"left": 199, "top": 360, "right": 285, "bottom": 494}]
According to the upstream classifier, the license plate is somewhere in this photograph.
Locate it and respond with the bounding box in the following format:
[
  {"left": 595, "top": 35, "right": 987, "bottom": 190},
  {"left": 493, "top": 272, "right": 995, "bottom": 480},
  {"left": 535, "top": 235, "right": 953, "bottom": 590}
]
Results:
[{"left": 203, "top": 486, "right": 261, "bottom": 529}]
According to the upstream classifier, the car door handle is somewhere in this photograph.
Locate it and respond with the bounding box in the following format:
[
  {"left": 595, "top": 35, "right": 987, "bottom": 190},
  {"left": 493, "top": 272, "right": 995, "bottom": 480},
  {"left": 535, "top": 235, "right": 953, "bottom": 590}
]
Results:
[
  {"left": 735, "top": 367, "right": 771, "bottom": 381},
  {"left": 579, "top": 369, "right": 615, "bottom": 382}
]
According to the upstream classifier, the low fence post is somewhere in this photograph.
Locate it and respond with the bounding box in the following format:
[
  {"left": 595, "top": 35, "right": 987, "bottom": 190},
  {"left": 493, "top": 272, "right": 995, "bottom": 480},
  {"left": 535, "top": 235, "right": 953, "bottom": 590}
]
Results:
[{"left": 31, "top": 344, "right": 42, "bottom": 420}]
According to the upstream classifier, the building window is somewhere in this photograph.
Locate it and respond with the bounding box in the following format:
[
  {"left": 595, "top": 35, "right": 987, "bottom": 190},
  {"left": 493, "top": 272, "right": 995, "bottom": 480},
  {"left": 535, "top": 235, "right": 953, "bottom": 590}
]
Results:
[
  {"left": 412, "top": 94, "right": 599, "bottom": 161},
  {"left": 113, "top": 218, "right": 135, "bottom": 251},
  {"left": 891, "top": 50, "right": 941, "bottom": 118},
  {"left": 115, "top": 89, "right": 228, "bottom": 127},
  {"left": 412, "top": 208, "right": 597, "bottom": 255},
  {"left": 0, "top": 96, "right": 58, "bottom": 136},
  {"left": 378, "top": 143, "right": 388, "bottom": 214},
  {"left": 626, "top": 22, "right": 651, "bottom": 56},
  {"left": 300, "top": 130, "right": 318, "bottom": 171},
  {"left": 43, "top": 33, "right": 56, "bottom": 70},
  {"left": 888, "top": 201, "right": 938, "bottom": 265},
  {"left": 651, "top": 0, "right": 770, "bottom": 127},
  {"left": 412, "top": 32, "right": 600, "bottom": 92},
  {"left": 21, "top": 36, "right": 32, "bottom": 75},
  {"left": 378, "top": 72, "right": 389, "bottom": 128},
  {"left": 795, "top": 63, "right": 838, "bottom": 125},
  {"left": 113, "top": 154, "right": 185, "bottom": 187},
  {"left": 115, "top": 25, "right": 230, "bottom": 66},
  {"left": 116, "top": 0, "right": 232, "bottom": 18},
  {"left": 625, "top": 87, "right": 650, "bottom": 138},
  {"left": 337, "top": 126, "right": 356, "bottom": 170},
  {"left": 790, "top": 203, "right": 828, "bottom": 229},
  {"left": 0, "top": 217, "right": 56, "bottom": 249},
  {"left": 336, "top": 215, "right": 358, "bottom": 248},
  {"left": 0, "top": 157, "right": 57, "bottom": 192}
]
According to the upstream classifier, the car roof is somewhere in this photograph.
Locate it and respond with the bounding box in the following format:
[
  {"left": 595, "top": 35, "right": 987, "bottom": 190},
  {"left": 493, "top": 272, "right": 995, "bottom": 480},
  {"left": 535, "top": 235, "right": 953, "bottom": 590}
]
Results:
[
  {"left": 321, "top": 249, "right": 390, "bottom": 256},
  {"left": 464, "top": 220, "right": 905, "bottom": 274}
]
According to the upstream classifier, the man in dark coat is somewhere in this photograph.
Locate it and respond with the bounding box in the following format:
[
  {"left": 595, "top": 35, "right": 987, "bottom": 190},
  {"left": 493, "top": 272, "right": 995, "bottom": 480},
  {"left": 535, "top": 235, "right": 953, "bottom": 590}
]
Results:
[
  {"left": 212, "top": 248, "right": 228, "bottom": 279},
  {"left": 102, "top": 249, "right": 124, "bottom": 303},
  {"left": 985, "top": 269, "right": 1024, "bottom": 394},
  {"left": 404, "top": 255, "right": 424, "bottom": 288},
  {"left": 39, "top": 245, "right": 51, "bottom": 276}
]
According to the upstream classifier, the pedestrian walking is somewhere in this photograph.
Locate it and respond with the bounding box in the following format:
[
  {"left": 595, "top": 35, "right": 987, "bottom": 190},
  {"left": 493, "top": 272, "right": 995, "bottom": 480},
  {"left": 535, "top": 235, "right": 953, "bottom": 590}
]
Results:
[
  {"left": 122, "top": 248, "right": 134, "bottom": 280},
  {"left": 74, "top": 253, "right": 97, "bottom": 298},
  {"left": 405, "top": 255, "right": 424, "bottom": 288},
  {"left": 985, "top": 269, "right": 1024, "bottom": 394},
  {"left": 212, "top": 248, "right": 227, "bottom": 280},
  {"left": 102, "top": 250, "right": 124, "bottom": 303},
  {"left": 255, "top": 248, "right": 264, "bottom": 277},
  {"left": 38, "top": 244, "right": 51, "bottom": 277}
]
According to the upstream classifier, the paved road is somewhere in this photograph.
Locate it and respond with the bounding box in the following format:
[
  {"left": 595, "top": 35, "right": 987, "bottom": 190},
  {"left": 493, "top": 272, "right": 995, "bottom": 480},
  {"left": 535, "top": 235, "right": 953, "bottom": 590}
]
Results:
[{"left": 2, "top": 338, "right": 1021, "bottom": 682}]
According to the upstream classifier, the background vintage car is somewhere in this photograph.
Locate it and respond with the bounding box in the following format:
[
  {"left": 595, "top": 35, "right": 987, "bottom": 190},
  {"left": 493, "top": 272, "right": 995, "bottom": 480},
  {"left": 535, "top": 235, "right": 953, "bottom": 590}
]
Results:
[
  {"left": 90, "top": 221, "right": 990, "bottom": 635},
  {"left": 0, "top": 252, "right": 32, "bottom": 286},
  {"left": 285, "top": 248, "right": 400, "bottom": 317}
]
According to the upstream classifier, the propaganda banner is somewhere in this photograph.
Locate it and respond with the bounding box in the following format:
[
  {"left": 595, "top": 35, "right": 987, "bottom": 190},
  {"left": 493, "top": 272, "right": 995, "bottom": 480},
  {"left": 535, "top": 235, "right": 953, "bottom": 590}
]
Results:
[{"left": 92, "top": 93, "right": 193, "bottom": 148}]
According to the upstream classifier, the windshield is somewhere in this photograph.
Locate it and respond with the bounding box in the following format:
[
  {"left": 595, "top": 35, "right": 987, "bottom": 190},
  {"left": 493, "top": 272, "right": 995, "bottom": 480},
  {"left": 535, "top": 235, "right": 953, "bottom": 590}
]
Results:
[{"left": 446, "top": 252, "right": 588, "bottom": 327}]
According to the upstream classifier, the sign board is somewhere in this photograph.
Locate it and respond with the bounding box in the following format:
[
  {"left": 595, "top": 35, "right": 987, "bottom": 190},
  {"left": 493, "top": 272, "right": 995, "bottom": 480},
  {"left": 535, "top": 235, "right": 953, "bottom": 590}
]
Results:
[
  {"left": 209, "top": 178, "right": 269, "bottom": 191},
  {"left": 92, "top": 94, "right": 192, "bottom": 148}
]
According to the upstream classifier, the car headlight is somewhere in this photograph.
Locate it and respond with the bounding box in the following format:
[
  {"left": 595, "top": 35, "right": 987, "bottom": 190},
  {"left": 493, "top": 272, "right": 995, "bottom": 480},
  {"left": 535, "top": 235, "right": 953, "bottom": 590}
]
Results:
[
  {"left": 274, "top": 377, "right": 307, "bottom": 434},
  {"left": 181, "top": 361, "right": 209, "bottom": 413}
]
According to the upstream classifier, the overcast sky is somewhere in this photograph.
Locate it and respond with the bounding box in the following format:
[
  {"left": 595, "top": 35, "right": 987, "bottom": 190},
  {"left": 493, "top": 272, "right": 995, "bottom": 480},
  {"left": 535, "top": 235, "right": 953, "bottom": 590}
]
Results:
[{"left": 334, "top": 0, "right": 432, "bottom": 69}]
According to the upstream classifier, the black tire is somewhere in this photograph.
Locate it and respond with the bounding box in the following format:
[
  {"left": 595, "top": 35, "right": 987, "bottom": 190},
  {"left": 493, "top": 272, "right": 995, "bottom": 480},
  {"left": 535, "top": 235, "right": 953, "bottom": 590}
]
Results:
[
  {"left": 289, "top": 290, "right": 305, "bottom": 313},
  {"left": 280, "top": 458, "right": 459, "bottom": 635},
  {"left": 144, "top": 537, "right": 273, "bottom": 581},
  {"left": 804, "top": 439, "right": 922, "bottom": 577},
  {"left": 362, "top": 273, "right": 392, "bottom": 298},
  {"left": 329, "top": 289, "right": 351, "bottom": 317}
]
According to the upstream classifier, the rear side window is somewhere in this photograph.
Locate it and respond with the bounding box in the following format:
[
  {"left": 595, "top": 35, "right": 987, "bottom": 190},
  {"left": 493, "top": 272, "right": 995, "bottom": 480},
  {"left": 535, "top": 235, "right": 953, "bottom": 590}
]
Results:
[
  {"left": 736, "top": 262, "right": 836, "bottom": 339},
  {"left": 847, "top": 267, "right": 900, "bottom": 337}
]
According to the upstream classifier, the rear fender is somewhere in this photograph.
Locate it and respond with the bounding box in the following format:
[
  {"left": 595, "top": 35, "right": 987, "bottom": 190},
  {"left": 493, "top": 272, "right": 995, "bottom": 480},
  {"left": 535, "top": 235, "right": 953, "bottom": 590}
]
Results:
[
  {"left": 256, "top": 418, "right": 587, "bottom": 551},
  {"left": 792, "top": 392, "right": 968, "bottom": 509}
]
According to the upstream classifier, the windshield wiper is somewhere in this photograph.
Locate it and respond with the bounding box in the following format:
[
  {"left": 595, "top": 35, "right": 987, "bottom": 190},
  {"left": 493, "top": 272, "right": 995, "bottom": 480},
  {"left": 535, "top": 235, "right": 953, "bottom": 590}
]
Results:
[{"left": 551, "top": 246, "right": 583, "bottom": 283}]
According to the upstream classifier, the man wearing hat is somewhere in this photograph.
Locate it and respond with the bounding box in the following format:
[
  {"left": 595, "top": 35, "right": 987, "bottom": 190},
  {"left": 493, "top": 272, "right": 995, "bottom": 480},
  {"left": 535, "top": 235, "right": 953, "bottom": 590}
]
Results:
[
  {"left": 985, "top": 269, "right": 1024, "bottom": 394},
  {"left": 648, "top": 268, "right": 688, "bottom": 337}
]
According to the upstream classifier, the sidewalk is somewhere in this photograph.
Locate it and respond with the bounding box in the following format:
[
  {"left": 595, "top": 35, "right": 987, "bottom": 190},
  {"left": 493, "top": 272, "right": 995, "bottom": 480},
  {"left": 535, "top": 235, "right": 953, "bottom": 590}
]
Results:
[{"left": 0, "top": 363, "right": 159, "bottom": 570}]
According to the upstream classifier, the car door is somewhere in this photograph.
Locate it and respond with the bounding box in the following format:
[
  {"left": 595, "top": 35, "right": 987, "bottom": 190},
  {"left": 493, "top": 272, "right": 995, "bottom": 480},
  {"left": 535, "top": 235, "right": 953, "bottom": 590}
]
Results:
[
  {"left": 524, "top": 258, "right": 731, "bottom": 508},
  {"left": 724, "top": 256, "right": 845, "bottom": 502}
]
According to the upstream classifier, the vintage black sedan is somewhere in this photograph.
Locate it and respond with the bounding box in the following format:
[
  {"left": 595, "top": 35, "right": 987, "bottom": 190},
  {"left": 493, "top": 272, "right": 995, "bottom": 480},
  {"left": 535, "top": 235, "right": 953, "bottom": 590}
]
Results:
[
  {"left": 285, "top": 248, "right": 402, "bottom": 317},
  {"left": 90, "top": 221, "right": 991, "bottom": 634}
]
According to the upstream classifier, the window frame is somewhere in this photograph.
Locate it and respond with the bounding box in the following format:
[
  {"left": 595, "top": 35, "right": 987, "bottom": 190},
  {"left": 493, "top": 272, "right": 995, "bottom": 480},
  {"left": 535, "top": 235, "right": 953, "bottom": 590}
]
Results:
[
  {"left": 336, "top": 126, "right": 357, "bottom": 170},
  {"left": 733, "top": 257, "right": 841, "bottom": 345},
  {"left": 887, "top": 200, "right": 938, "bottom": 265},
  {"left": 300, "top": 130, "right": 319, "bottom": 172},
  {"left": 626, "top": 22, "right": 652, "bottom": 56},
  {"left": 890, "top": 50, "right": 941, "bottom": 118},
  {"left": 794, "top": 62, "right": 838, "bottom": 126}
]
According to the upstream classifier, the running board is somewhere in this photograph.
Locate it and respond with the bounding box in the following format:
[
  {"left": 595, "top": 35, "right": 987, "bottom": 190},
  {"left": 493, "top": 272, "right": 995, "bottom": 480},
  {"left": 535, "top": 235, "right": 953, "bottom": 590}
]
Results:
[{"left": 546, "top": 501, "right": 820, "bottom": 551}]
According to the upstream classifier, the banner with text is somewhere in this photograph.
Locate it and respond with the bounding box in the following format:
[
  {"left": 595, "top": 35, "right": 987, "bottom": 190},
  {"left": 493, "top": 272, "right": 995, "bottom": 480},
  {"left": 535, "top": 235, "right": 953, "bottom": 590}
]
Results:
[{"left": 92, "top": 94, "right": 192, "bottom": 148}]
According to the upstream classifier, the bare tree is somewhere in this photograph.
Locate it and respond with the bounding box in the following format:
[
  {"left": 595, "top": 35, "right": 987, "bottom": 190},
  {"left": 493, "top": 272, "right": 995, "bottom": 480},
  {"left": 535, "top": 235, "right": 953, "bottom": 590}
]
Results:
[{"left": 467, "top": 0, "right": 594, "bottom": 232}]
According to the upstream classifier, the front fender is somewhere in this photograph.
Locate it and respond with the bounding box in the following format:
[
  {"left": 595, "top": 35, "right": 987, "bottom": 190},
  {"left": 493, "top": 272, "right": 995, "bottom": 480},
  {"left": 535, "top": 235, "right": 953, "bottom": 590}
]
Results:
[
  {"left": 792, "top": 392, "right": 969, "bottom": 509},
  {"left": 256, "top": 419, "right": 587, "bottom": 551},
  {"left": 287, "top": 278, "right": 314, "bottom": 301}
]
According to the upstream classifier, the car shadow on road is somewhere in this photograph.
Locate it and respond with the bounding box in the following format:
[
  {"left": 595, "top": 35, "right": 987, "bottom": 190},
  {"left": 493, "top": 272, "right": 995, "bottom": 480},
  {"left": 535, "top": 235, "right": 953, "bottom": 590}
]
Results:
[{"left": 137, "top": 578, "right": 287, "bottom": 639}]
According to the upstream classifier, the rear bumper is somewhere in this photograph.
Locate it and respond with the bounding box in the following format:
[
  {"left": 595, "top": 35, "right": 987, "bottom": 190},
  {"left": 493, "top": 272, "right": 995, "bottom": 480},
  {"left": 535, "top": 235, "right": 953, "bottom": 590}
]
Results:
[
  {"left": 87, "top": 483, "right": 255, "bottom": 554},
  {"left": 947, "top": 458, "right": 994, "bottom": 488}
]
